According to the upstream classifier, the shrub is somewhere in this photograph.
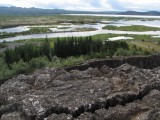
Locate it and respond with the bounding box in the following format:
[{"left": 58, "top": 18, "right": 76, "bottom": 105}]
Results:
[
  {"left": 143, "top": 50, "right": 151, "bottom": 55},
  {"left": 114, "top": 48, "right": 132, "bottom": 56},
  {"left": 29, "top": 57, "right": 48, "bottom": 70},
  {"left": 12, "top": 60, "right": 29, "bottom": 74}
]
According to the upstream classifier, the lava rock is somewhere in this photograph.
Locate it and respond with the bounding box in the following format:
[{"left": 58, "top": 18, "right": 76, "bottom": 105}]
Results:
[
  {"left": 1, "top": 112, "right": 25, "bottom": 120},
  {"left": 44, "top": 113, "right": 73, "bottom": 120},
  {"left": 0, "top": 63, "right": 160, "bottom": 119}
]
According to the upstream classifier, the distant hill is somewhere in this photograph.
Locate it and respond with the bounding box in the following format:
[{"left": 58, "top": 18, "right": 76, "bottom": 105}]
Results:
[
  {"left": 0, "top": 6, "right": 160, "bottom": 16},
  {"left": 119, "top": 11, "right": 160, "bottom": 16},
  {"left": 0, "top": 6, "right": 117, "bottom": 15}
]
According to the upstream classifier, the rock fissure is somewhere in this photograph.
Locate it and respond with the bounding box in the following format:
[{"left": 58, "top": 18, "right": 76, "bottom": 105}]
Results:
[
  {"left": 1, "top": 88, "right": 160, "bottom": 120},
  {"left": 1, "top": 63, "right": 160, "bottom": 120},
  {"left": 36, "top": 86, "right": 160, "bottom": 120}
]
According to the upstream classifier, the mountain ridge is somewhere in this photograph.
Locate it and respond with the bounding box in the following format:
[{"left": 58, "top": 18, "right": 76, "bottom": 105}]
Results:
[
  {"left": 0, "top": 6, "right": 117, "bottom": 15},
  {"left": 0, "top": 6, "right": 160, "bottom": 16}
]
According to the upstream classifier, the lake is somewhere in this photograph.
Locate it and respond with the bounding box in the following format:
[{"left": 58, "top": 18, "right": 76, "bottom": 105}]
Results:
[
  {"left": 1, "top": 14, "right": 160, "bottom": 42},
  {"left": 67, "top": 14, "right": 160, "bottom": 19}
]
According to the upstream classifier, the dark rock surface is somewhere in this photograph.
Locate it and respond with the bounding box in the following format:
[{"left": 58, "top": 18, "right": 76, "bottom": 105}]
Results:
[
  {"left": 0, "top": 63, "right": 160, "bottom": 120},
  {"left": 1, "top": 112, "right": 26, "bottom": 120},
  {"left": 65, "top": 54, "right": 160, "bottom": 71}
]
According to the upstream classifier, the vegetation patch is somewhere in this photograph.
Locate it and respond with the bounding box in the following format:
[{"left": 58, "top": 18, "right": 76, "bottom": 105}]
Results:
[
  {"left": 57, "top": 27, "right": 71, "bottom": 29},
  {"left": 74, "top": 27, "right": 97, "bottom": 32},
  {"left": 0, "top": 43, "right": 7, "bottom": 48},
  {"left": 23, "top": 27, "right": 52, "bottom": 34},
  {"left": 0, "top": 36, "right": 154, "bottom": 81},
  {"left": 0, "top": 27, "right": 52, "bottom": 39},
  {"left": 103, "top": 25, "right": 160, "bottom": 31},
  {"left": 1, "top": 15, "right": 159, "bottom": 29}
]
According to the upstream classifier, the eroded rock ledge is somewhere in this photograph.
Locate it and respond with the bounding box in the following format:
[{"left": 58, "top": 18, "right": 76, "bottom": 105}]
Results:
[
  {"left": 66, "top": 54, "right": 160, "bottom": 71},
  {"left": 0, "top": 63, "right": 160, "bottom": 120}
]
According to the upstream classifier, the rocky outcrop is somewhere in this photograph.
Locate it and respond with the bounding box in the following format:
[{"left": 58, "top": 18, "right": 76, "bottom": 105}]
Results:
[
  {"left": 0, "top": 64, "right": 160, "bottom": 120},
  {"left": 1, "top": 112, "right": 26, "bottom": 120},
  {"left": 66, "top": 54, "right": 160, "bottom": 71},
  {"left": 75, "top": 89, "right": 160, "bottom": 120}
]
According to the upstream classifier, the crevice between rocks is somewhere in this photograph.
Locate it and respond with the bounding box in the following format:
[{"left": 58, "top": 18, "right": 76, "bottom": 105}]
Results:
[
  {"left": 0, "top": 103, "right": 19, "bottom": 118},
  {"left": 33, "top": 82, "right": 160, "bottom": 120},
  {"left": 0, "top": 84, "right": 160, "bottom": 120},
  {"left": 1, "top": 54, "right": 160, "bottom": 119}
]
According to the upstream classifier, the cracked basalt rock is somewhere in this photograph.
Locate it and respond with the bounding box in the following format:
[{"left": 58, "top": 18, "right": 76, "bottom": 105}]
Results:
[
  {"left": 1, "top": 112, "right": 26, "bottom": 120},
  {"left": 44, "top": 113, "right": 73, "bottom": 120},
  {"left": 76, "top": 90, "right": 160, "bottom": 120},
  {"left": 0, "top": 63, "right": 160, "bottom": 120}
]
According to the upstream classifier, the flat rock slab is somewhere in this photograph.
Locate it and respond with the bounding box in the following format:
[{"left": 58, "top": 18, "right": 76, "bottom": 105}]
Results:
[{"left": 0, "top": 64, "right": 160, "bottom": 120}]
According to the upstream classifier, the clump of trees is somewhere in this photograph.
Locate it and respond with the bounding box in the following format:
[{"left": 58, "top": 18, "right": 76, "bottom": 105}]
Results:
[
  {"left": 54, "top": 36, "right": 129, "bottom": 58},
  {"left": 4, "top": 37, "right": 53, "bottom": 67},
  {"left": 4, "top": 36, "right": 130, "bottom": 67},
  {"left": 1, "top": 36, "right": 153, "bottom": 80}
]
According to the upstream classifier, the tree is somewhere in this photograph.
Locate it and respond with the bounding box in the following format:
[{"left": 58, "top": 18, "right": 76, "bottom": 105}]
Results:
[
  {"left": 132, "top": 44, "right": 137, "bottom": 50},
  {"left": 4, "top": 48, "right": 14, "bottom": 69},
  {"left": 41, "top": 37, "right": 52, "bottom": 61}
]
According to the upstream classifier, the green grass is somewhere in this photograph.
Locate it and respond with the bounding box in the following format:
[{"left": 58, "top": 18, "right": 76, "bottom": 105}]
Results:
[
  {"left": 92, "top": 34, "right": 160, "bottom": 42},
  {"left": 103, "top": 25, "right": 160, "bottom": 31},
  {"left": 128, "top": 41, "right": 160, "bottom": 52},
  {"left": 92, "top": 34, "right": 122, "bottom": 40},
  {"left": 92, "top": 34, "right": 160, "bottom": 52}
]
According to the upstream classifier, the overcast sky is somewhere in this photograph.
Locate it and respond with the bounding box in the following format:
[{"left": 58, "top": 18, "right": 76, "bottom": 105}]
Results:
[{"left": 0, "top": 0, "right": 160, "bottom": 11}]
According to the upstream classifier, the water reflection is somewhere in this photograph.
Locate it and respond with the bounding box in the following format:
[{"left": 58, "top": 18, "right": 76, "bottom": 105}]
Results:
[{"left": 0, "top": 26, "right": 29, "bottom": 33}]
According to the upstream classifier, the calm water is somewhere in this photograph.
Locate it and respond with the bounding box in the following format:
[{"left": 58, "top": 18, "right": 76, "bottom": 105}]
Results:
[
  {"left": 117, "top": 20, "right": 160, "bottom": 27},
  {"left": 1, "top": 30, "right": 160, "bottom": 42},
  {"left": 108, "top": 36, "right": 133, "bottom": 41},
  {"left": 67, "top": 14, "right": 160, "bottom": 19},
  {"left": 0, "top": 26, "right": 29, "bottom": 33},
  {"left": 1, "top": 14, "right": 160, "bottom": 42}
]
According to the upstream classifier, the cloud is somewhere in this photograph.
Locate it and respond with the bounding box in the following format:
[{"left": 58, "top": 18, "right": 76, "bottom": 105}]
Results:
[
  {"left": 0, "top": 0, "right": 114, "bottom": 11},
  {"left": 0, "top": 0, "right": 160, "bottom": 11},
  {"left": 117, "top": 0, "right": 160, "bottom": 11}
]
